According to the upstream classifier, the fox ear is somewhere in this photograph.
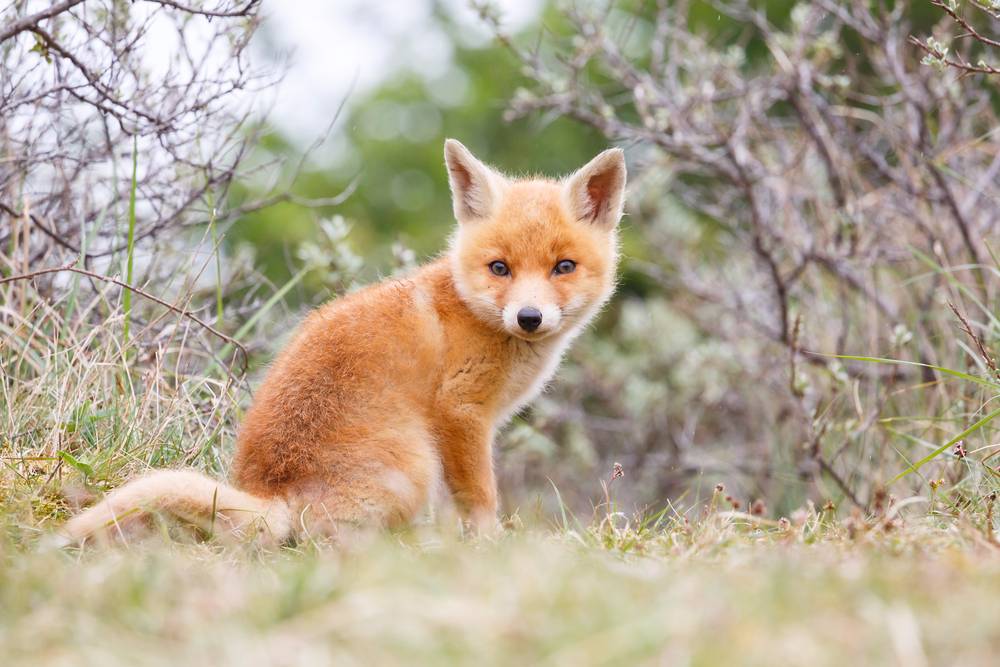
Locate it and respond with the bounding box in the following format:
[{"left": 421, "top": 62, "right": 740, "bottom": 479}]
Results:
[
  {"left": 564, "top": 148, "right": 627, "bottom": 228},
  {"left": 444, "top": 139, "right": 505, "bottom": 224}
]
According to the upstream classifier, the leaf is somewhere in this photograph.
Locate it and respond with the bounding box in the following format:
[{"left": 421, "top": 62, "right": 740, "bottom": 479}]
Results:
[
  {"left": 58, "top": 450, "right": 95, "bottom": 479},
  {"left": 30, "top": 36, "right": 52, "bottom": 64}
]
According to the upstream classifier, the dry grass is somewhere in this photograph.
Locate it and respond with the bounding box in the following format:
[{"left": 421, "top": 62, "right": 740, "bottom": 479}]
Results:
[{"left": 2, "top": 249, "right": 1000, "bottom": 667}]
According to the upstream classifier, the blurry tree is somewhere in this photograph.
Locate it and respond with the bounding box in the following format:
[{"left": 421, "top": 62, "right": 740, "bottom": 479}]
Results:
[
  {"left": 228, "top": 5, "right": 609, "bottom": 296},
  {"left": 0, "top": 0, "right": 366, "bottom": 374},
  {"left": 913, "top": 0, "right": 1000, "bottom": 75},
  {"left": 477, "top": 0, "right": 1000, "bottom": 515},
  {"left": 1, "top": 0, "right": 268, "bottom": 267}
]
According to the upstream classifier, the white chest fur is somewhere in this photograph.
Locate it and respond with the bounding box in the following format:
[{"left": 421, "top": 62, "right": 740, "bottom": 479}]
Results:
[{"left": 495, "top": 332, "right": 576, "bottom": 424}]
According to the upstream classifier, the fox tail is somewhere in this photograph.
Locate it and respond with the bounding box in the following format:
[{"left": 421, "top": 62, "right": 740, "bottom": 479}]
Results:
[{"left": 55, "top": 469, "right": 293, "bottom": 547}]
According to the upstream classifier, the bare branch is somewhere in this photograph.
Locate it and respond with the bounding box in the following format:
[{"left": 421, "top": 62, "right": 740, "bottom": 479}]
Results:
[
  {"left": 143, "top": 0, "right": 260, "bottom": 19},
  {"left": 0, "top": 263, "right": 248, "bottom": 370},
  {"left": 0, "top": 0, "right": 86, "bottom": 45}
]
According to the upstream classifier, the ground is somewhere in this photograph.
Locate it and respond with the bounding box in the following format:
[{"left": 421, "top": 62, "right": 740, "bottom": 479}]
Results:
[{"left": 2, "top": 505, "right": 997, "bottom": 666}]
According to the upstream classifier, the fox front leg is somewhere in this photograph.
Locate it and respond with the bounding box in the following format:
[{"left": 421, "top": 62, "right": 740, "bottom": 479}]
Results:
[{"left": 435, "top": 414, "right": 500, "bottom": 535}]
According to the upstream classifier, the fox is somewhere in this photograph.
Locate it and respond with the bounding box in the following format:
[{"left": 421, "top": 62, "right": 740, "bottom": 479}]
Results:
[{"left": 58, "top": 139, "right": 627, "bottom": 546}]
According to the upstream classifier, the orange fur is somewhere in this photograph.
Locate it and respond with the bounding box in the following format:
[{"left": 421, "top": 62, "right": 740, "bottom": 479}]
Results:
[{"left": 59, "top": 140, "right": 626, "bottom": 545}]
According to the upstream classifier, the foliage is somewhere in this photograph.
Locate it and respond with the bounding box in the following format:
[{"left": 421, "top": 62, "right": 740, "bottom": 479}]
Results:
[
  {"left": 2, "top": 0, "right": 999, "bottom": 531},
  {"left": 0, "top": 0, "right": 269, "bottom": 267},
  {"left": 913, "top": 0, "right": 1000, "bottom": 75},
  {"left": 228, "top": 8, "right": 609, "bottom": 293},
  {"left": 473, "top": 0, "right": 1000, "bottom": 514}
]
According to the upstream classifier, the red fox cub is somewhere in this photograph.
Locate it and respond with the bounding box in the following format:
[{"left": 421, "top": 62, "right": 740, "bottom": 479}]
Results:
[{"left": 60, "top": 139, "right": 626, "bottom": 545}]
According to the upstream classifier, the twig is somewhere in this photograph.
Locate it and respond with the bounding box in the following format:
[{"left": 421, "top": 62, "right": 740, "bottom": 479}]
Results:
[
  {"left": 0, "top": 0, "right": 258, "bottom": 46},
  {"left": 818, "top": 456, "right": 864, "bottom": 509},
  {"left": 910, "top": 36, "right": 1000, "bottom": 75},
  {"left": 948, "top": 301, "right": 999, "bottom": 379},
  {"left": 144, "top": 0, "right": 260, "bottom": 19},
  {"left": 910, "top": 0, "right": 1000, "bottom": 77},
  {"left": 0, "top": 0, "right": 86, "bottom": 44},
  {"left": 0, "top": 264, "right": 248, "bottom": 371},
  {"left": 0, "top": 202, "right": 82, "bottom": 256},
  {"left": 931, "top": 0, "right": 1000, "bottom": 48}
]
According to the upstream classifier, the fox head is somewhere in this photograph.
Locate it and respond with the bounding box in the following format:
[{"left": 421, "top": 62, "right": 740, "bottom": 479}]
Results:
[{"left": 444, "top": 139, "right": 625, "bottom": 342}]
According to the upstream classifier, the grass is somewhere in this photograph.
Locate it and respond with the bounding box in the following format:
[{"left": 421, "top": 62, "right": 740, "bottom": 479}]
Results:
[
  {"left": 121, "top": 136, "right": 139, "bottom": 347},
  {"left": 1, "top": 506, "right": 999, "bottom": 666},
  {"left": 2, "top": 239, "right": 999, "bottom": 666}
]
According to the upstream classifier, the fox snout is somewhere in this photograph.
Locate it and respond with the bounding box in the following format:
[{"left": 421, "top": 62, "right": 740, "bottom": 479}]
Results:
[
  {"left": 516, "top": 307, "right": 542, "bottom": 332},
  {"left": 502, "top": 298, "right": 562, "bottom": 338},
  {"left": 495, "top": 269, "right": 561, "bottom": 337}
]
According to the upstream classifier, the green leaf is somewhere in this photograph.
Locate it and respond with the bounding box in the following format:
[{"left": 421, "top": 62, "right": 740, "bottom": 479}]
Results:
[
  {"left": 58, "top": 450, "right": 95, "bottom": 479},
  {"left": 30, "top": 36, "right": 52, "bottom": 63}
]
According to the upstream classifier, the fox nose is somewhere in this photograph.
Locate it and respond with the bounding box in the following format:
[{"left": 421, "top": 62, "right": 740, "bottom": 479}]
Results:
[{"left": 516, "top": 307, "right": 543, "bottom": 332}]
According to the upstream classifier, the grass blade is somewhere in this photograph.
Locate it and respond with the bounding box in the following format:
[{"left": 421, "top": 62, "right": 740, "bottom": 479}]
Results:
[
  {"left": 210, "top": 210, "right": 224, "bottom": 327},
  {"left": 891, "top": 405, "right": 1000, "bottom": 482},
  {"left": 909, "top": 245, "right": 1000, "bottom": 330},
  {"left": 58, "top": 450, "right": 94, "bottom": 480},
  {"left": 548, "top": 478, "right": 570, "bottom": 532},
  {"left": 815, "top": 353, "right": 1000, "bottom": 391},
  {"left": 206, "top": 265, "right": 310, "bottom": 376},
  {"left": 122, "top": 136, "right": 139, "bottom": 346}
]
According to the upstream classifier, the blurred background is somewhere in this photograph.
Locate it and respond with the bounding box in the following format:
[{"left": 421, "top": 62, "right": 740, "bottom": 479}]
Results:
[
  {"left": 2, "top": 0, "right": 998, "bottom": 521},
  {"left": 235, "top": 0, "right": 607, "bottom": 276}
]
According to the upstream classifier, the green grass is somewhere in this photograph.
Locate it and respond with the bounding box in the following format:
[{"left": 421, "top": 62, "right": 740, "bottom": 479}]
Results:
[
  {"left": 121, "top": 136, "right": 139, "bottom": 347},
  {"left": 1, "top": 510, "right": 999, "bottom": 666},
  {"left": 2, "top": 240, "right": 999, "bottom": 666}
]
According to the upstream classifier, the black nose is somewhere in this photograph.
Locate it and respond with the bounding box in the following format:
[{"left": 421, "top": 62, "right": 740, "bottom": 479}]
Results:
[{"left": 516, "top": 307, "right": 543, "bottom": 332}]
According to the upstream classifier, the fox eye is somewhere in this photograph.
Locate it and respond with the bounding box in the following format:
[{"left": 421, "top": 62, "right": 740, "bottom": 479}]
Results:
[
  {"left": 489, "top": 261, "right": 510, "bottom": 277},
  {"left": 553, "top": 259, "right": 576, "bottom": 275}
]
